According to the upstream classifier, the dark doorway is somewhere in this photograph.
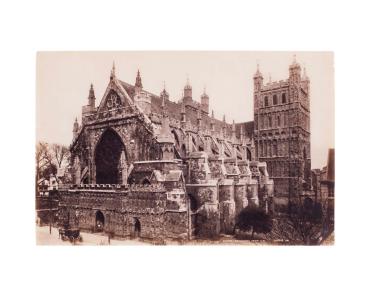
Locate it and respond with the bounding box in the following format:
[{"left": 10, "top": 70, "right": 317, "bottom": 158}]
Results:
[
  {"left": 246, "top": 148, "right": 252, "bottom": 161},
  {"left": 142, "top": 178, "right": 151, "bottom": 185},
  {"left": 95, "top": 211, "right": 105, "bottom": 232},
  {"left": 189, "top": 194, "right": 198, "bottom": 212},
  {"left": 95, "top": 129, "right": 126, "bottom": 184},
  {"left": 181, "top": 144, "right": 186, "bottom": 158},
  {"left": 133, "top": 218, "right": 141, "bottom": 237}
]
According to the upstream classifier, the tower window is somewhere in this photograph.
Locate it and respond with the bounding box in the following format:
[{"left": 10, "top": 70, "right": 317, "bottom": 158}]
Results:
[
  {"left": 282, "top": 93, "right": 286, "bottom": 104},
  {"left": 269, "top": 116, "right": 272, "bottom": 128},
  {"left": 277, "top": 116, "right": 281, "bottom": 127},
  {"left": 273, "top": 140, "right": 277, "bottom": 156},
  {"left": 264, "top": 96, "right": 269, "bottom": 107},
  {"left": 273, "top": 94, "right": 278, "bottom": 105}
]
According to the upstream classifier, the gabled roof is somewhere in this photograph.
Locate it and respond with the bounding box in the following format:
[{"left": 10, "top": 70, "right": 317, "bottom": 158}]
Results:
[
  {"left": 165, "top": 170, "right": 183, "bottom": 182},
  {"left": 97, "top": 79, "right": 134, "bottom": 113}
]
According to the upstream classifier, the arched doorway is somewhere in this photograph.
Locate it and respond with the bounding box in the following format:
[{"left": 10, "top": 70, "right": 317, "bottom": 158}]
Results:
[
  {"left": 133, "top": 217, "right": 141, "bottom": 238},
  {"left": 95, "top": 211, "right": 105, "bottom": 232},
  {"left": 95, "top": 129, "right": 127, "bottom": 184}
]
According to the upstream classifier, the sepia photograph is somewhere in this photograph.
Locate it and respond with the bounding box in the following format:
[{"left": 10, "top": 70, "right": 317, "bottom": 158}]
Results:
[
  {"left": 3, "top": 0, "right": 370, "bottom": 295},
  {"left": 36, "top": 51, "right": 334, "bottom": 246}
]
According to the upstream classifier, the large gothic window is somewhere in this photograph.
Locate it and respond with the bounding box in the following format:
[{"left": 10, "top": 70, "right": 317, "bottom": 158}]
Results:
[
  {"left": 264, "top": 141, "right": 267, "bottom": 156},
  {"left": 282, "top": 93, "right": 287, "bottom": 104},
  {"left": 95, "top": 129, "right": 127, "bottom": 184},
  {"left": 273, "top": 140, "right": 278, "bottom": 156},
  {"left": 264, "top": 96, "right": 269, "bottom": 107},
  {"left": 273, "top": 94, "right": 278, "bottom": 105}
]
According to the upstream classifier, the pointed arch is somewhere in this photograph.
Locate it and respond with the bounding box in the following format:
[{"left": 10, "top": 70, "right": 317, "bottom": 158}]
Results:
[
  {"left": 95, "top": 210, "right": 105, "bottom": 232},
  {"left": 94, "top": 128, "right": 128, "bottom": 184}
]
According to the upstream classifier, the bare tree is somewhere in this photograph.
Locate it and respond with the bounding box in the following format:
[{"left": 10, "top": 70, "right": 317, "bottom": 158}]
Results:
[
  {"left": 36, "top": 142, "right": 52, "bottom": 181},
  {"left": 36, "top": 142, "right": 70, "bottom": 182},
  {"left": 269, "top": 200, "right": 327, "bottom": 245},
  {"left": 50, "top": 143, "right": 70, "bottom": 169}
]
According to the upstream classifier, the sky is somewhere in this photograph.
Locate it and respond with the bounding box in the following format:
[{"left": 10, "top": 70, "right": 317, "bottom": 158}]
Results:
[{"left": 36, "top": 51, "right": 334, "bottom": 169}]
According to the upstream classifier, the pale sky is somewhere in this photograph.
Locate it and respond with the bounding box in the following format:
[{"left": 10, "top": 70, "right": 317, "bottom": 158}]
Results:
[{"left": 36, "top": 51, "right": 334, "bottom": 169}]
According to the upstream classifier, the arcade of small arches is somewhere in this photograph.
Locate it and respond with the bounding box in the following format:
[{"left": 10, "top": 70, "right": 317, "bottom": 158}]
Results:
[
  {"left": 263, "top": 92, "right": 288, "bottom": 107},
  {"left": 257, "top": 133, "right": 310, "bottom": 159},
  {"left": 259, "top": 112, "right": 290, "bottom": 130}
]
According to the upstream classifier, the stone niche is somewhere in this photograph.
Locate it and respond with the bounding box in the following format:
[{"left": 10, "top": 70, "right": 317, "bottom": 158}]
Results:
[
  {"left": 223, "top": 158, "right": 239, "bottom": 176},
  {"left": 234, "top": 179, "right": 248, "bottom": 216},
  {"left": 219, "top": 178, "right": 236, "bottom": 234},
  {"left": 237, "top": 160, "right": 252, "bottom": 180},
  {"left": 208, "top": 157, "right": 223, "bottom": 179},
  {"left": 187, "top": 152, "right": 211, "bottom": 184},
  {"left": 186, "top": 182, "right": 219, "bottom": 238}
]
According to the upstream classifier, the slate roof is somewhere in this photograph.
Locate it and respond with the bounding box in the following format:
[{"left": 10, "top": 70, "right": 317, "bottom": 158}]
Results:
[
  {"left": 118, "top": 80, "right": 253, "bottom": 140},
  {"left": 165, "top": 170, "right": 183, "bottom": 182}
]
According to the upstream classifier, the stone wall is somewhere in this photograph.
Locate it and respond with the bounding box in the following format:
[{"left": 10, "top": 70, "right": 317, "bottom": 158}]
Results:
[{"left": 57, "top": 185, "right": 189, "bottom": 240}]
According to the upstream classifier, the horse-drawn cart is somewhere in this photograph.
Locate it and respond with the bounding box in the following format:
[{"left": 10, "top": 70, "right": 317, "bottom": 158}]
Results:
[{"left": 59, "top": 227, "right": 82, "bottom": 243}]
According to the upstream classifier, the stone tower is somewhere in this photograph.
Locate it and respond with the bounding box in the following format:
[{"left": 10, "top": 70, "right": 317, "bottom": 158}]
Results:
[
  {"left": 72, "top": 117, "right": 79, "bottom": 140},
  {"left": 134, "top": 69, "right": 143, "bottom": 94},
  {"left": 183, "top": 78, "right": 192, "bottom": 105},
  {"left": 200, "top": 87, "right": 209, "bottom": 114},
  {"left": 253, "top": 57, "right": 311, "bottom": 200},
  {"left": 88, "top": 83, "right": 96, "bottom": 108}
]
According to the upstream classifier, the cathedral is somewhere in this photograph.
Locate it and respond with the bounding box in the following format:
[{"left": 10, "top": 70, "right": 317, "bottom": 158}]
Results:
[{"left": 59, "top": 57, "right": 310, "bottom": 240}]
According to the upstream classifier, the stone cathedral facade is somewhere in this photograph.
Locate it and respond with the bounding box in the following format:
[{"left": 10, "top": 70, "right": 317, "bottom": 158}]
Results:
[{"left": 58, "top": 58, "right": 310, "bottom": 241}]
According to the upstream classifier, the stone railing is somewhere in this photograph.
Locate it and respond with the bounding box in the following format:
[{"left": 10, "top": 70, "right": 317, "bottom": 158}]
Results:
[
  {"left": 129, "top": 184, "right": 166, "bottom": 192},
  {"left": 61, "top": 184, "right": 129, "bottom": 191},
  {"left": 60, "top": 183, "right": 166, "bottom": 192},
  {"left": 262, "top": 79, "right": 289, "bottom": 91}
]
